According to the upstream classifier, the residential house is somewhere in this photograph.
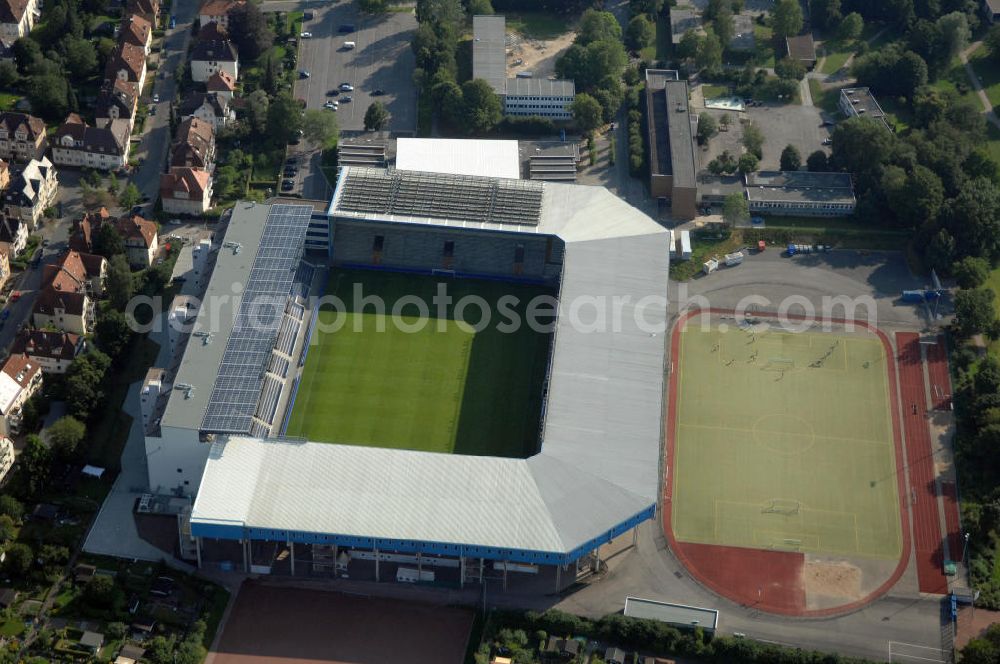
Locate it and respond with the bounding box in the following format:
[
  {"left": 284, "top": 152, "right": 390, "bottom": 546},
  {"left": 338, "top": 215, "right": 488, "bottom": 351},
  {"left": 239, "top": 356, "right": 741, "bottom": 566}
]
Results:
[
  {"left": 106, "top": 41, "right": 147, "bottom": 92},
  {"left": 79, "top": 631, "right": 105, "bottom": 654},
  {"left": 198, "top": 19, "right": 227, "bottom": 41},
  {"left": 0, "top": 216, "right": 26, "bottom": 256},
  {"left": 52, "top": 114, "right": 132, "bottom": 171},
  {"left": 605, "top": 648, "right": 627, "bottom": 664},
  {"left": 544, "top": 637, "right": 580, "bottom": 659},
  {"left": 160, "top": 167, "right": 212, "bottom": 214},
  {"left": 125, "top": 0, "right": 159, "bottom": 25},
  {"left": 198, "top": 0, "right": 244, "bottom": 30},
  {"left": 96, "top": 78, "right": 140, "bottom": 129},
  {"left": 179, "top": 91, "right": 233, "bottom": 129},
  {"left": 0, "top": 242, "right": 10, "bottom": 288},
  {"left": 0, "top": 159, "right": 9, "bottom": 190},
  {"left": 984, "top": 0, "right": 1000, "bottom": 24},
  {"left": 786, "top": 33, "right": 817, "bottom": 69},
  {"left": 11, "top": 330, "right": 85, "bottom": 373},
  {"left": 0, "top": 0, "right": 39, "bottom": 41},
  {"left": 171, "top": 117, "right": 215, "bottom": 170},
  {"left": 205, "top": 69, "right": 236, "bottom": 100},
  {"left": 190, "top": 37, "right": 238, "bottom": 83},
  {"left": 120, "top": 13, "right": 153, "bottom": 54},
  {"left": 0, "top": 437, "right": 11, "bottom": 484},
  {"left": 70, "top": 208, "right": 158, "bottom": 267},
  {"left": 0, "top": 112, "right": 46, "bottom": 162},
  {"left": 2, "top": 156, "right": 57, "bottom": 229},
  {"left": 0, "top": 353, "right": 42, "bottom": 435},
  {"left": 33, "top": 250, "right": 106, "bottom": 335}
]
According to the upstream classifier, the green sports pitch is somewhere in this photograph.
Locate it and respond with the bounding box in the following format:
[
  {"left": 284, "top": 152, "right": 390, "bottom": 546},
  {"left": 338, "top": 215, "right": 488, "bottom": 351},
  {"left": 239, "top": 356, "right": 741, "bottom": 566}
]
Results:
[
  {"left": 670, "top": 323, "right": 902, "bottom": 559},
  {"left": 284, "top": 269, "right": 554, "bottom": 458}
]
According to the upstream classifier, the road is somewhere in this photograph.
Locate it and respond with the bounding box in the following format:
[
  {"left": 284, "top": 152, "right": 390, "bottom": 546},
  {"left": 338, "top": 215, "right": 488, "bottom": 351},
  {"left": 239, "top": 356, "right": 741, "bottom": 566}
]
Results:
[{"left": 130, "top": 0, "right": 201, "bottom": 207}]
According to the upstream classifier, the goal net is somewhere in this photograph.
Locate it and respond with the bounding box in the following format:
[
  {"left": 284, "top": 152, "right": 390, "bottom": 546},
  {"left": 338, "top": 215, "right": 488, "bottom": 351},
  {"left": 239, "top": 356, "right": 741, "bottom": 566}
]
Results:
[{"left": 761, "top": 499, "right": 800, "bottom": 516}]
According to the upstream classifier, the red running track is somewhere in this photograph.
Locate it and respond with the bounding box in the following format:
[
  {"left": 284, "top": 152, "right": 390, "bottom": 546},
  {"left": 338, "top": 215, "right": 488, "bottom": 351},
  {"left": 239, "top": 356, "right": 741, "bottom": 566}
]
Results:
[
  {"left": 926, "top": 336, "right": 952, "bottom": 411},
  {"left": 896, "top": 332, "right": 948, "bottom": 594},
  {"left": 942, "top": 482, "right": 963, "bottom": 565}
]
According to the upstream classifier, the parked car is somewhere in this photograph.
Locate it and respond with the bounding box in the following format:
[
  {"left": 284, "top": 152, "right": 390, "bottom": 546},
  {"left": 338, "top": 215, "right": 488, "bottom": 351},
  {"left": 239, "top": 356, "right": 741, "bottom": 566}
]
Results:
[
  {"left": 300, "top": 31, "right": 312, "bottom": 38},
  {"left": 283, "top": 166, "right": 298, "bottom": 176},
  {"left": 372, "top": 88, "right": 385, "bottom": 96},
  {"left": 152, "top": 93, "right": 159, "bottom": 103},
  {"left": 286, "top": 155, "right": 298, "bottom": 164},
  {"left": 9, "top": 291, "right": 19, "bottom": 302},
  {"left": 822, "top": 119, "right": 835, "bottom": 126},
  {"left": 341, "top": 95, "right": 352, "bottom": 103},
  {"left": 339, "top": 83, "right": 354, "bottom": 91},
  {"left": 326, "top": 89, "right": 340, "bottom": 96},
  {"left": 303, "top": 11, "right": 314, "bottom": 19},
  {"left": 822, "top": 138, "right": 832, "bottom": 145},
  {"left": 168, "top": 219, "right": 182, "bottom": 225},
  {"left": 280, "top": 180, "right": 295, "bottom": 192},
  {"left": 299, "top": 70, "right": 310, "bottom": 79}
]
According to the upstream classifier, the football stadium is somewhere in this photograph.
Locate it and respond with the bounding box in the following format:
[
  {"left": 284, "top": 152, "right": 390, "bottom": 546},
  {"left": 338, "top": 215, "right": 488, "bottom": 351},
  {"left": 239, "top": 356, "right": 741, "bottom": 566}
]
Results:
[{"left": 142, "top": 165, "right": 670, "bottom": 589}]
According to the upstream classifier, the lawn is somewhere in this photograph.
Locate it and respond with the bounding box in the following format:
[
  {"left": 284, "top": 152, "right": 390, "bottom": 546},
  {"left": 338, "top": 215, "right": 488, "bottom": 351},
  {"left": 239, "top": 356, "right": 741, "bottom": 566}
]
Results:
[
  {"left": 671, "top": 323, "right": 903, "bottom": 559},
  {"left": 702, "top": 84, "right": 730, "bottom": 99},
  {"left": 985, "top": 123, "right": 1000, "bottom": 169},
  {"left": 0, "top": 92, "right": 20, "bottom": 111},
  {"left": 808, "top": 78, "right": 841, "bottom": 115},
  {"left": 669, "top": 231, "right": 742, "bottom": 281},
  {"left": 284, "top": 269, "right": 554, "bottom": 458},
  {"left": 0, "top": 620, "right": 24, "bottom": 637},
  {"left": 505, "top": 11, "right": 573, "bottom": 40},
  {"left": 818, "top": 39, "right": 856, "bottom": 75},
  {"left": 753, "top": 24, "right": 776, "bottom": 68},
  {"left": 968, "top": 44, "right": 1000, "bottom": 109}
]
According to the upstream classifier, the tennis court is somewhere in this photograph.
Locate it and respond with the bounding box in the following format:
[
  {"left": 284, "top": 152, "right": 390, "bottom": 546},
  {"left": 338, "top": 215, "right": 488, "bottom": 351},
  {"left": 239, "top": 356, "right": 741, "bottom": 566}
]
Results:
[
  {"left": 670, "top": 322, "right": 903, "bottom": 560},
  {"left": 284, "top": 268, "right": 553, "bottom": 458}
]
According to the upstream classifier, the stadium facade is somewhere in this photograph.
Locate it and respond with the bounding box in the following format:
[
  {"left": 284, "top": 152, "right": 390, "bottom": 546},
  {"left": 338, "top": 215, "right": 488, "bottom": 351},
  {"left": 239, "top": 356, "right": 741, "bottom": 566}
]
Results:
[{"left": 146, "top": 168, "right": 670, "bottom": 588}]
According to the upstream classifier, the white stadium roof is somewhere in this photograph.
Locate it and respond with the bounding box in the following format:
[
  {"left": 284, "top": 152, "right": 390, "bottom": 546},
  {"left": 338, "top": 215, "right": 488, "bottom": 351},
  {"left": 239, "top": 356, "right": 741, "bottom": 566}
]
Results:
[
  {"left": 395, "top": 138, "right": 521, "bottom": 180},
  {"left": 191, "top": 168, "right": 670, "bottom": 563}
]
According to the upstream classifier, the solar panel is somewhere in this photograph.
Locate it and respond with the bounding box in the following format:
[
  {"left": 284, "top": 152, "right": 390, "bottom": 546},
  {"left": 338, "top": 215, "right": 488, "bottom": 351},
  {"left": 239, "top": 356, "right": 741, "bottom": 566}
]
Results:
[{"left": 200, "top": 204, "right": 313, "bottom": 433}]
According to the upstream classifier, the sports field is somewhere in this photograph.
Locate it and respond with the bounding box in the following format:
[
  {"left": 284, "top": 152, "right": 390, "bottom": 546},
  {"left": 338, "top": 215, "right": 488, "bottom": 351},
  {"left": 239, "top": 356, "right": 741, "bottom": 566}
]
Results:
[
  {"left": 285, "top": 269, "right": 553, "bottom": 458},
  {"left": 671, "top": 323, "right": 902, "bottom": 560}
]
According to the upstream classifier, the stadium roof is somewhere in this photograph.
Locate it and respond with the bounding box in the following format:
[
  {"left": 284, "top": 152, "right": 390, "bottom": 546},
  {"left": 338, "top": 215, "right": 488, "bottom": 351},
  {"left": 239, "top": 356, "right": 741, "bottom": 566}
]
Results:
[
  {"left": 395, "top": 138, "right": 521, "bottom": 180},
  {"left": 192, "top": 169, "right": 670, "bottom": 563}
]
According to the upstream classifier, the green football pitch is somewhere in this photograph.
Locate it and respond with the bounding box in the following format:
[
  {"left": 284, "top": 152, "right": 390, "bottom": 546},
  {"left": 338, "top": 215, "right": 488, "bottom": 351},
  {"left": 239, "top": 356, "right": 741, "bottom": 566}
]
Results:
[
  {"left": 284, "top": 269, "right": 554, "bottom": 457},
  {"left": 671, "top": 323, "right": 903, "bottom": 559}
]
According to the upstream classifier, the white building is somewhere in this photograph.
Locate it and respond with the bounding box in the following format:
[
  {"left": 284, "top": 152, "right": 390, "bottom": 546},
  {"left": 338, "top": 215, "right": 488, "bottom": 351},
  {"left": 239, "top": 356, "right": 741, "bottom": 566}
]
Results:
[
  {"left": 160, "top": 167, "right": 213, "bottom": 214},
  {"left": 0, "top": 0, "right": 39, "bottom": 41},
  {"left": 838, "top": 87, "right": 891, "bottom": 131},
  {"left": 395, "top": 138, "right": 521, "bottom": 179},
  {"left": 51, "top": 115, "right": 131, "bottom": 172},
  {"left": 0, "top": 353, "right": 42, "bottom": 436},
  {"left": 190, "top": 38, "right": 238, "bottom": 83},
  {"left": 1, "top": 156, "right": 57, "bottom": 229}
]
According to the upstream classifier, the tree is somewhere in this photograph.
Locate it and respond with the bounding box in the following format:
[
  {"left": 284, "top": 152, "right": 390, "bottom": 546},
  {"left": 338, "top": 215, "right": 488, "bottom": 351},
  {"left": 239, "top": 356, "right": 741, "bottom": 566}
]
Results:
[
  {"left": 302, "top": 109, "right": 339, "bottom": 149},
  {"left": 737, "top": 152, "right": 759, "bottom": 173},
  {"left": 47, "top": 416, "right": 86, "bottom": 459},
  {"left": 954, "top": 288, "right": 997, "bottom": 337},
  {"left": 0, "top": 515, "right": 14, "bottom": 543},
  {"left": 809, "top": 0, "right": 841, "bottom": 31},
  {"left": 711, "top": 4, "right": 734, "bottom": 49},
  {"left": 363, "top": 102, "right": 389, "bottom": 132},
  {"left": 576, "top": 9, "right": 622, "bottom": 46},
  {"left": 19, "top": 435, "right": 50, "bottom": 495},
  {"left": 94, "top": 224, "right": 124, "bottom": 258},
  {"left": 676, "top": 29, "right": 701, "bottom": 61},
  {"left": 772, "top": 0, "right": 803, "bottom": 40},
  {"left": 267, "top": 93, "right": 305, "bottom": 146},
  {"left": 228, "top": 2, "right": 274, "bottom": 60},
  {"left": 65, "top": 350, "right": 111, "bottom": 419},
  {"left": 96, "top": 308, "right": 132, "bottom": 358},
  {"left": 988, "top": 24, "right": 1000, "bottom": 62},
  {"left": 118, "top": 183, "right": 141, "bottom": 211},
  {"left": 696, "top": 30, "right": 723, "bottom": 72},
  {"left": 723, "top": 192, "right": 750, "bottom": 226},
  {"left": 3, "top": 542, "right": 31, "bottom": 575},
  {"left": 358, "top": 0, "right": 388, "bottom": 12},
  {"left": 743, "top": 123, "right": 764, "bottom": 159},
  {"left": 806, "top": 149, "right": 829, "bottom": 172},
  {"left": 953, "top": 256, "right": 990, "bottom": 289},
  {"left": 26, "top": 71, "right": 69, "bottom": 122},
  {"left": 697, "top": 113, "right": 718, "bottom": 144},
  {"left": 838, "top": 12, "right": 863, "bottom": 41},
  {"left": 461, "top": 79, "right": 502, "bottom": 133},
  {"left": 944, "top": 177, "right": 1000, "bottom": 262},
  {"left": 571, "top": 93, "right": 603, "bottom": 132},
  {"left": 626, "top": 14, "right": 655, "bottom": 51},
  {"left": 468, "top": 0, "right": 493, "bottom": 14},
  {"left": 778, "top": 144, "right": 801, "bottom": 172},
  {"left": 774, "top": 57, "right": 806, "bottom": 80},
  {"left": 64, "top": 37, "right": 97, "bottom": 79},
  {"left": 936, "top": 11, "right": 970, "bottom": 63},
  {"left": 84, "top": 575, "right": 122, "bottom": 610},
  {"left": 0, "top": 495, "right": 23, "bottom": 521},
  {"left": 0, "top": 60, "right": 18, "bottom": 89},
  {"left": 245, "top": 89, "right": 269, "bottom": 134},
  {"left": 106, "top": 254, "right": 133, "bottom": 312},
  {"left": 434, "top": 79, "right": 464, "bottom": 127}
]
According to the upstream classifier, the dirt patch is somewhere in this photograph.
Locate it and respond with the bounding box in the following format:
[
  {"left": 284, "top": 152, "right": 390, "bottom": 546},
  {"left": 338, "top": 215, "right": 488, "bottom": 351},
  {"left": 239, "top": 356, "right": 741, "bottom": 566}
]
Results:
[
  {"left": 802, "top": 560, "right": 862, "bottom": 600},
  {"left": 507, "top": 30, "right": 576, "bottom": 80}
]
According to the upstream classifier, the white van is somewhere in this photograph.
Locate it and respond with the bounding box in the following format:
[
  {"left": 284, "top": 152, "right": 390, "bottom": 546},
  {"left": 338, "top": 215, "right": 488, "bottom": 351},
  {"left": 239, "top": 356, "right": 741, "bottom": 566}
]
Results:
[{"left": 343, "top": 41, "right": 356, "bottom": 49}]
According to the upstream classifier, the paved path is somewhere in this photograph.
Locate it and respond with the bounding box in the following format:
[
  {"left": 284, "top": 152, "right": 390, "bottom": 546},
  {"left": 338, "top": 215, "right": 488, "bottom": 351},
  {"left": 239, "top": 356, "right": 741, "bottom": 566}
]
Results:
[{"left": 958, "top": 40, "right": 1000, "bottom": 131}]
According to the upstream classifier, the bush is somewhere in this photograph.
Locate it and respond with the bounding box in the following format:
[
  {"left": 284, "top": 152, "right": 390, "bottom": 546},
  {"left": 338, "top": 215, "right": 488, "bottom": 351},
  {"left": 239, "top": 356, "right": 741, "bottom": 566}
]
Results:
[{"left": 497, "top": 115, "right": 557, "bottom": 135}]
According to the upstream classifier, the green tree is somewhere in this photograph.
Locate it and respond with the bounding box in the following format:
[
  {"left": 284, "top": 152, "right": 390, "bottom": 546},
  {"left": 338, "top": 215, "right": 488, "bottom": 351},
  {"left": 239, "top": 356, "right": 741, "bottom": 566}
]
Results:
[
  {"left": 245, "top": 89, "right": 270, "bottom": 134},
  {"left": 571, "top": 93, "right": 603, "bottom": 132},
  {"left": 723, "top": 192, "right": 749, "bottom": 226},
  {"left": 118, "top": 183, "right": 141, "bottom": 211},
  {"left": 3, "top": 542, "right": 31, "bottom": 575},
  {"left": 0, "top": 515, "right": 14, "bottom": 543},
  {"left": 772, "top": 0, "right": 803, "bottom": 40},
  {"left": 65, "top": 350, "right": 111, "bottom": 419},
  {"left": 84, "top": 575, "right": 122, "bottom": 610},
  {"left": 711, "top": 4, "right": 734, "bottom": 49},
  {"left": 987, "top": 24, "right": 1000, "bottom": 62},
  {"left": 358, "top": 0, "right": 388, "bottom": 12},
  {"left": 145, "top": 636, "right": 177, "bottom": 664},
  {"left": 953, "top": 256, "right": 990, "bottom": 289},
  {"left": 26, "top": 71, "right": 68, "bottom": 122},
  {"left": 93, "top": 224, "right": 124, "bottom": 258},
  {"left": 0, "top": 495, "right": 23, "bottom": 521},
  {"left": 19, "top": 434, "right": 50, "bottom": 495},
  {"left": 467, "top": 0, "right": 493, "bottom": 14},
  {"left": 676, "top": 29, "right": 701, "bottom": 60},
  {"left": 106, "top": 254, "right": 133, "bottom": 312},
  {"left": 774, "top": 56, "right": 806, "bottom": 80},
  {"left": 936, "top": 11, "right": 970, "bottom": 63},
  {"left": 806, "top": 149, "right": 828, "bottom": 171},
  {"left": 64, "top": 37, "right": 97, "bottom": 79},
  {"left": 267, "top": 93, "right": 305, "bottom": 146},
  {"left": 96, "top": 308, "right": 132, "bottom": 358},
  {"left": 576, "top": 9, "right": 622, "bottom": 45},
  {"left": 737, "top": 151, "right": 759, "bottom": 173},
  {"left": 838, "top": 12, "right": 863, "bottom": 41},
  {"left": 37, "top": 544, "right": 69, "bottom": 568},
  {"left": 626, "top": 15, "right": 655, "bottom": 51},
  {"left": 461, "top": 79, "right": 501, "bottom": 133},
  {"left": 363, "top": 101, "right": 390, "bottom": 131},
  {"left": 696, "top": 113, "right": 718, "bottom": 144},
  {"left": 47, "top": 416, "right": 86, "bottom": 459},
  {"left": 302, "top": 109, "right": 339, "bottom": 149},
  {"left": 809, "top": 0, "right": 841, "bottom": 31},
  {"left": 954, "top": 288, "right": 997, "bottom": 337},
  {"left": 696, "top": 30, "right": 723, "bottom": 72},
  {"left": 434, "top": 79, "right": 464, "bottom": 127},
  {"left": 0, "top": 61, "right": 18, "bottom": 88},
  {"left": 228, "top": 2, "right": 274, "bottom": 60},
  {"left": 779, "top": 144, "right": 801, "bottom": 171},
  {"left": 743, "top": 123, "right": 764, "bottom": 159}
]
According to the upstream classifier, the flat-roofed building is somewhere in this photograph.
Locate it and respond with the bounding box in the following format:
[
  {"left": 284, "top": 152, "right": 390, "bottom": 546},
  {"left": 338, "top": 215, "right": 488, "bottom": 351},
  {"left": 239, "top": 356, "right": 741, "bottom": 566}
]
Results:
[
  {"left": 839, "top": 87, "right": 891, "bottom": 131},
  {"left": 645, "top": 69, "right": 698, "bottom": 219},
  {"left": 337, "top": 141, "right": 386, "bottom": 169},
  {"left": 745, "top": 171, "right": 856, "bottom": 216},
  {"left": 528, "top": 143, "right": 579, "bottom": 182},
  {"left": 624, "top": 596, "right": 719, "bottom": 634},
  {"left": 786, "top": 34, "right": 817, "bottom": 69},
  {"left": 396, "top": 138, "right": 520, "bottom": 180}
]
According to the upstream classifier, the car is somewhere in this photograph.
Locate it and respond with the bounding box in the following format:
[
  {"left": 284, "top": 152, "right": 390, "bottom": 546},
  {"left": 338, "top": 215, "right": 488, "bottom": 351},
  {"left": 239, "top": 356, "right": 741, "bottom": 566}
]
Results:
[
  {"left": 149, "top": 105, "right": 156, "bottom": 115},
  {"left": 822, "top": 138, "right": 832, "bottom": 145},
  {"left": 280, "top": 180, "right": 295, "bottom": 192},
  {"left": 341, "top": 95, "right": 352, "bottom": 103},
  {"left": 299, "top": 70, "right": 310, "bottom": 79},
  {"left": 821, "top": 119, "right": 835, "bottom": 126},
  {"left": 283, "top": 166, "right": 298, "bottom": 176},
  {"left": 323, "top": 100, "right": 337, "bottom": 108},
  {"left": 169, "top": 15, "right": 176, "bottom": 28},
  {"left": 152, "top": 93, "right": 159, "bottom": 102},
  {"left": 338, "top": 24, "right": 355, "bottom": 33},
  {"left": 282, "top": 178, "right": 295, "bottom": 187},
  {"left": 168, "top": 218, "right": 182, "bottom": 225},
  {"left": 372, "top": 88, "right": 385, "bottom": 96},
  {"left": 326, "top": 89, "right": 340, "bottom": 96},
  {"left": 339, "top": 83, "right": 354, "bottom": 91},
  {"left": 300, "top": 31, "right": 312, "bottom": 38},
  {"left": 286, "top": 155, "right": 298, "bottom": 165},
  {"left": 303, "top": 11, "right": 314, "bottom": 19}
]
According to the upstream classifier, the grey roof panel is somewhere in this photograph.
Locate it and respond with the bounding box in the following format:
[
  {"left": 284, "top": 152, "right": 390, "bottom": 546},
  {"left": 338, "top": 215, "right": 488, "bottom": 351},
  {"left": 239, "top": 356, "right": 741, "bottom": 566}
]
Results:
[{"left": 473, "top": 15, "right": 507, "bottom": 92}]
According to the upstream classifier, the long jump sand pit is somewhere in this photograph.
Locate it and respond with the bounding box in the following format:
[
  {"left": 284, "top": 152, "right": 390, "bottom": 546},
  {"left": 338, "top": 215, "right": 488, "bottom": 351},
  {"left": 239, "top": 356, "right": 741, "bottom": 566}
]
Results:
[{"left": 210, "top": 581, "right": 474, "bottom": 664}]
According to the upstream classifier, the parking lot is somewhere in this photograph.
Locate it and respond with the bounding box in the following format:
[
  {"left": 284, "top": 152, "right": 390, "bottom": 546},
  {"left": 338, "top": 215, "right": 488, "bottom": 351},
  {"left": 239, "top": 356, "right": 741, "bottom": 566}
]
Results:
[
  {"left": 294, "top": 5, "right": 417, "bottom": 134},
  {"left": 746, "top": 103, "right": 833, "bottom": 170}
]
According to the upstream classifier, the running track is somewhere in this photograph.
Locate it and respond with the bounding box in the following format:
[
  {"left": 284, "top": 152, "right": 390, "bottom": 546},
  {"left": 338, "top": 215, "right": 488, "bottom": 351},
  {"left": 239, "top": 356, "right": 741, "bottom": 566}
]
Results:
[
  {"left": 926, "top": 337, "right": 952, "bottom": 411},
  {"left": 896, "top": 332, "right": 948, "bottom": 594}
]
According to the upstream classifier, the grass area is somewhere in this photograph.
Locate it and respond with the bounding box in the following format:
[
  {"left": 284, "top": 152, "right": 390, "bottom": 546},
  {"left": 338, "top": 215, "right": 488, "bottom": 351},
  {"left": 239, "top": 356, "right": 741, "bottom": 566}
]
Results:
[
  {"left": 671, "top": 324, "right": 902, "bottom": 559},
  {"left": 808, "top": 78, "right": 841, "bottom": 114},
  {"left": 0, "top": 92, "right": 20, "bottom": 111},
  {"left": 753, "top": 24, "right": 776, "bottom": 68},
  {"left": 251, "top": 150, "right": 282, "bottom": 184},
  {"left": 818, "top": 39, "right": 856, "bottom": 75},
  {"left": 0, "top": 620, "right": 24, "bottom": 637},
  {"left": 876, "top": 94, "right": 913, "bottom": 133},
  {"left": 985, "top": 123, "right": 1000, "bottom": 167},
  {"left": 505, "top": 11, "right": 573, "bottom": 40},
  {"left": 669, "top": 231, "right": 743, "bottom": 281},
  {"left": 702, "top": 84, "right": 729, "bottom": 98},
  {"left": 285, "top": 269, "right": 553, "bottom": 458},
  {"left": 968, "top": 44, "right": 1000, "bottom": 108}
]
